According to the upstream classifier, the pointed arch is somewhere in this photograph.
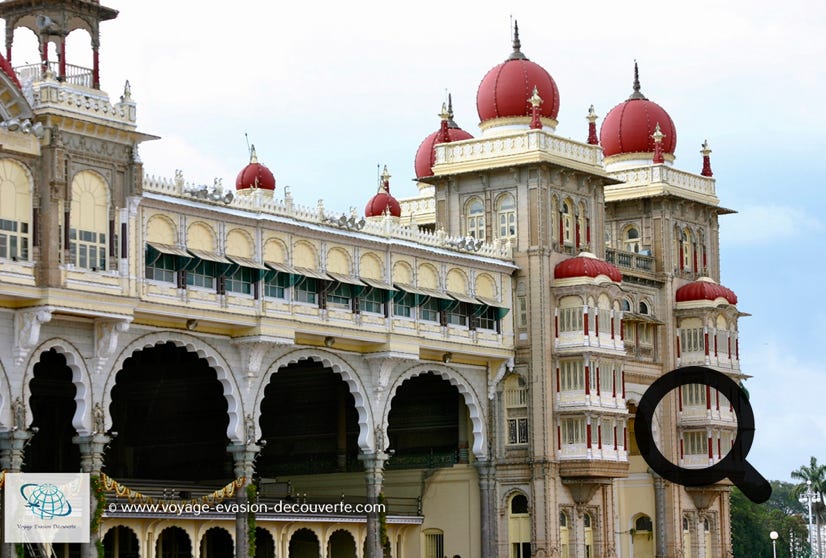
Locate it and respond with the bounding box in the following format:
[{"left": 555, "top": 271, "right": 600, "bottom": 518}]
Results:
[
  {"left": 103, "top": 332, "right": 244, "bottom": 442},
  {"left": 255, "top": 349, "right": 373, "bottom": 452},
  {"left": 382, "top": 364, "right": 487, "bottom": 458},
  {"left": 23, "top": 338, "right": 93, "bottom": 434}
]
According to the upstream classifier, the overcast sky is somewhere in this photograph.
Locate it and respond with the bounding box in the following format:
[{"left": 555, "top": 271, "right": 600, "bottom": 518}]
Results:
[{"left": 8, "top": 0, "right": 824, "bottom": 483}]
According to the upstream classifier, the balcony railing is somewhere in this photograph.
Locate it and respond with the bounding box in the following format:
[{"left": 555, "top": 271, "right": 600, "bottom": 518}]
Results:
[
  {"left": 15, "top": 62, "right": 94, "bottom": 88},
  {"left": 605, "top": 248, "right": 655, "bottom": 274}
]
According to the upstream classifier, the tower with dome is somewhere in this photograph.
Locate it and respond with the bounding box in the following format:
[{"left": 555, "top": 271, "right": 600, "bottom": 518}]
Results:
[{"left": 0, "top": 4, "right": 743, "bottom": 558}]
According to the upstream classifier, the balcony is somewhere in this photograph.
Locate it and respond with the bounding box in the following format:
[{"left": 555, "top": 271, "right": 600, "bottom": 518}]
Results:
[
  {"left": 555, "top": 306, "right": 625, "bottom": 353},
  {"left": 605, "top": 248, "right": 656, "bottom": 275},
  {"left": 16, "top": 62, "right": 93, "bottom": 89}
]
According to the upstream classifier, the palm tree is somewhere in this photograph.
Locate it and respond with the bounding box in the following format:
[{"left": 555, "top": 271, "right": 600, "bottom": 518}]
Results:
[{"left": 792, "top": 456, "right": 826, "bottom": 558}]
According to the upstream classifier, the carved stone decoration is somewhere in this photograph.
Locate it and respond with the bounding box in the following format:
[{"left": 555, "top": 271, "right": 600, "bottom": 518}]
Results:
[
  {"left": 562, "top": 478, "right": 611, "bottom": 505},
  {"left": 364, "top": 352, "right": 417, "bottom": 394},
  {"left": 94, "top": 319, "right": 131, "bottom": 360},
  {"left": 686, "top": 486, "right": 723, "bottom": 510},
  {"left": 488, "top": 357, "right": 515, "bottom": 399},
  {"left": 13, "top": 307, "right": 53, "bottom": 365},
  {"left": 231, "top": 335, "right": 291, "bottom": 386}
]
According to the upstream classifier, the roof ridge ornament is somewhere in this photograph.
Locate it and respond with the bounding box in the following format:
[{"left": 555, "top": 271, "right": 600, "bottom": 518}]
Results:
[
  {"left": 629, "top": 60, "right": 647, "bottom": 100},
  {"left": 379, "top": 165, "right": 391, "bottom": 193},
  {"left": 509, "top": 20, "right": 527, "bottom": 60},
  {"left": 586, "top": 105, "right": 599, "bottom": 145},
  {"left": 249, "top": 144, "right": 259, "bottom": 164},
  {"left": 700, "top": 139, "right": 713, "bottom": 177},
  {"left": 447, "top": 92, "right": 458, "bottom": 128}
]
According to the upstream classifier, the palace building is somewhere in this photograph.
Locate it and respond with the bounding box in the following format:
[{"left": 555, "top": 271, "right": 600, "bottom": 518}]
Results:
[{"left": 0, "top": 2, "right": 743, "bottom": 557}]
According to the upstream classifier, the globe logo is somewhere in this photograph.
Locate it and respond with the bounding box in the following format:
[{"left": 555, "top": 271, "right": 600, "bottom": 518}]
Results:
[{"left": 19, "top": 483, "right": 73, "bottom": 519}]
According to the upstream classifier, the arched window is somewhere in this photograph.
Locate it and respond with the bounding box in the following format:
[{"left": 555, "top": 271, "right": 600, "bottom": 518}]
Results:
[
  {"left": 632, "top": 514, "right": 654, "bottom": 558},
  {"left": 505, "top": 376, "right": 528, "bottom": 446},
  {"left": 562, "top": 200, "right": 573, "bottom": 246},
  {"left": 509, "top": 494, "right": 530, "bottom": 558},
  {"left": 424, "top": 529, "right": 444, "bottom": 558},
  {"left": 560, "top": 511, "right": 570, "bottom": 558},
  {"left": 70, "top": 171, "right": 109, "bottom": 270},
  {"left": 0, "top": 159, "right": 32, "bottom": 261},
  {"left": 466, "top": 198, "right": 485, "bottom": 240},
  {"left": 624, "top": 226, "right": 640, "bottom": 253},
  {"left": 497, "top": 193, "right": 517, "bottom": 239},
  {"left": 621, "top": 299, "right": 631, "bottom": 312},
  {"left": 683, "top": 517, "right": 692, "bottom": 558},
  {"left": 682, "top": 228, "right": 694, "bottom": 272},
  {"left": 583, "top": 513, "right": 593, "bottom": 558}
]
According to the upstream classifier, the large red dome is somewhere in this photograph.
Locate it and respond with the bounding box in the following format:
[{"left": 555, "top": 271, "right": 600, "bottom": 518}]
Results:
[
  {"left": 415, "top": 99, "right": 474, "bottom": 178},
  {"left": 554, "top": 253, "right": 622, "bottom": 283},
  {"left": 235, "top": 146, "right": 275, "bottom": 191},
  {"left": 365, "top": 166, "right": 401, "bottom": 218},
  {"left": 476, "top": 24, "right": 560, "bottom": 124},
  {"left": 676, "top": 278, "right": 737, "bottom": 305},
  {"left": 600, "top": 64, "right": 676, "bottom": 158}
]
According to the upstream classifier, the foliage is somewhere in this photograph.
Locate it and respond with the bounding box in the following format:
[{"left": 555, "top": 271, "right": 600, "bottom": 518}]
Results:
[
  {"left": 91, "top": 475, "right": 106, "bottom": 558},
  {"left": 247, "top": 483, "right": 257, "bottom": 557},
  {"left": 731, "top": 481, "right": 810, "bottom": 558},
  {"left": 791, "top": 457, "right": 826, "bottom": 557}
]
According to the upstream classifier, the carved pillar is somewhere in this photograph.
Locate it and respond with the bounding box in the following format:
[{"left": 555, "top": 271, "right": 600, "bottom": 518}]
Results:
[
  {"left": 337, "top": 383, "right": 347, "bottom": 470},
  {"left": 360, "top": 451, "right": 388, "bottom": 558},
  {"left": 74, "top": 433, "right": 110, "bottom": 558},
  {"left": 476, "top": 460, "right": 495, "bottom": 558},
  {"left": 0, "top": 428, "right": 32, "bottom": 558},
  {"left": 654, "top": 475, "right": 667, "bottom": 558},
  {"left": 457, "top": 398, "right": 469, "bottom": 464},
  {"left": 228, "top": 442, "right": 260, "bottom": 558}
]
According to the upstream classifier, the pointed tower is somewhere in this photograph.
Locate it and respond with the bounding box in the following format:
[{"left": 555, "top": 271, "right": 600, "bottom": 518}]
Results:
[
  {"left": 0, "top": 0, "right": 119, "bottom": 88},
  {"left": 0, "top": 0, "right": 157, "bottom": 287}
]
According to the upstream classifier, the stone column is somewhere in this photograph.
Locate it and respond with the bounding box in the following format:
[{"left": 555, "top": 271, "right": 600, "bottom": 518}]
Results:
[
  {"left": 0, "top": 430, "right": 32, "bottom": 558},
  {"left": 74, "top": 433, "right": 111, "bottom": 558},
  {"left": 229, "top": 442, "right": 260, "bottom": 558},
  {"left": 653, "top": 475, "right": 667, "bottom": 558},
  {"left": 475, "top": 460, "right": 495, "bottom": 558},
  {"left": 360, "top": 451, "right": 388, "bottom": 558}
]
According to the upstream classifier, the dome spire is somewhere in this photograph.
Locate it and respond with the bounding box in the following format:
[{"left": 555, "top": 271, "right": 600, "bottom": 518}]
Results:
[
  {"left": 447, "top": 92, "right": 458, "bottom": 128},
  {"left": 379, "top": 165, "right": 391, "bottom": 193},
  {"left": 629, "top": 60, "right": 647, "bottom": 100},
  {"left": 509, "top": 20, "right": 527, "bottom": 60},
  {"left": 586, "top": 105, "right": 599, "bottom": 145},
  {"left": 438, "top": 101, "right": 451, "bottom": 143},
  {"left": 249, "top": 144, "right": 258, "bottom": 164},
  {"left": 700, "top": 139, "right": 713, "bottom": 177}
]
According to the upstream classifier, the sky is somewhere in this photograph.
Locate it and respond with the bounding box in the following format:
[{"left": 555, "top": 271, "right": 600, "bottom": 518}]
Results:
[{"left": 8, "top": 0, "right": 824, "bottom": 483}]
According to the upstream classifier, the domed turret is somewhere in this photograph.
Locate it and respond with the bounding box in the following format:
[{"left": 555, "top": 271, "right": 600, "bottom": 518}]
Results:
[
  {"left": 414, "top": 96, "right": 474, "bottom": 179},
  {"left": 235, "top": 146, "right": 276, "bottom": 193},
  {"left": 676, "top": 277, "right": 737, "bottom": 305},
  {"left": 600, "top": 62, "right": 676, "bottom": 162},
  {"left": 554, "top": 252, "right": 622, "bottom": 283},
  {"left": 475, "top": 21, "right": 560, "bottom": 134},
  {"left": 365, "top": 165, "right": 401, "bottom": 220}
]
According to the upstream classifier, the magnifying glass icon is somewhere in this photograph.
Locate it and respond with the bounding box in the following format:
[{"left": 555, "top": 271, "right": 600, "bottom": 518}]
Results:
[{"left": 634, "top": 365, "right": 771, "bottom": 504}]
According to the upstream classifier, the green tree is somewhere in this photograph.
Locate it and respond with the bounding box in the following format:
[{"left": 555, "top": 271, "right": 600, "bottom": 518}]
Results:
[
  {"left": 792, "top": 456, "right": 826, "bottom": 557},
  {"left": 731, "top": 481, "right": 810, "bottom": 557}
]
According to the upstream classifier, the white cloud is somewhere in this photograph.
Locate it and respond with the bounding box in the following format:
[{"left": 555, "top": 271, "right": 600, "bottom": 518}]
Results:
[{"left": 722, "top": 205, "right": 821, "bottom": 246}]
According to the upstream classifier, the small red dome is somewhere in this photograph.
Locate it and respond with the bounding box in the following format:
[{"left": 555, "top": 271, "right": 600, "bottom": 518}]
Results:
[
  {"left": 365, "top": 166, "right": 401, "bottom": 218},
  {"left": 554, "top": 253, "right": 622, "bottom": 283},
  {"left": 0, "top": 54, "right": 20, "bottom": 89},
  {"left": 676, "top": 278, "right": 738, "bottom": 305},
  {"left": 600, "top": 64, "right": 676, "bottom": 158},
  {"left": 235, "top": 147, "right": 275, "bottom": 191},
  {"left": 476, "top": 24, "right": 560, "bottom": 123},
  {"left": 415, "top": 99, "right": 474, "bottom": 178}
]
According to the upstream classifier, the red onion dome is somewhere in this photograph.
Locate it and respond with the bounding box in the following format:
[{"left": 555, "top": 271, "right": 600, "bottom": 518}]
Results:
[
  {"left": 414, "top": 96, "right": 474, "bottom": 178},
  {"left": 554, "top": 252, "right": 622, "bottom": 283},
  {"left": 235, "top": 146, "right": 275, "bottom": 191},
  {"left": 600, "top": 62, "right": 676, "bottom": 158},
  {"left": 0, "top": 54, "right": 20, "bottom": 89},
  {"left": 365, "top": 166, "right": 401, "bottom": 218},
  {"left": 476, "top": 22, "right": 560, "bottom": 125},
  {"left": 676, "top": 277, "right": 738, "bottom": 305}
]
